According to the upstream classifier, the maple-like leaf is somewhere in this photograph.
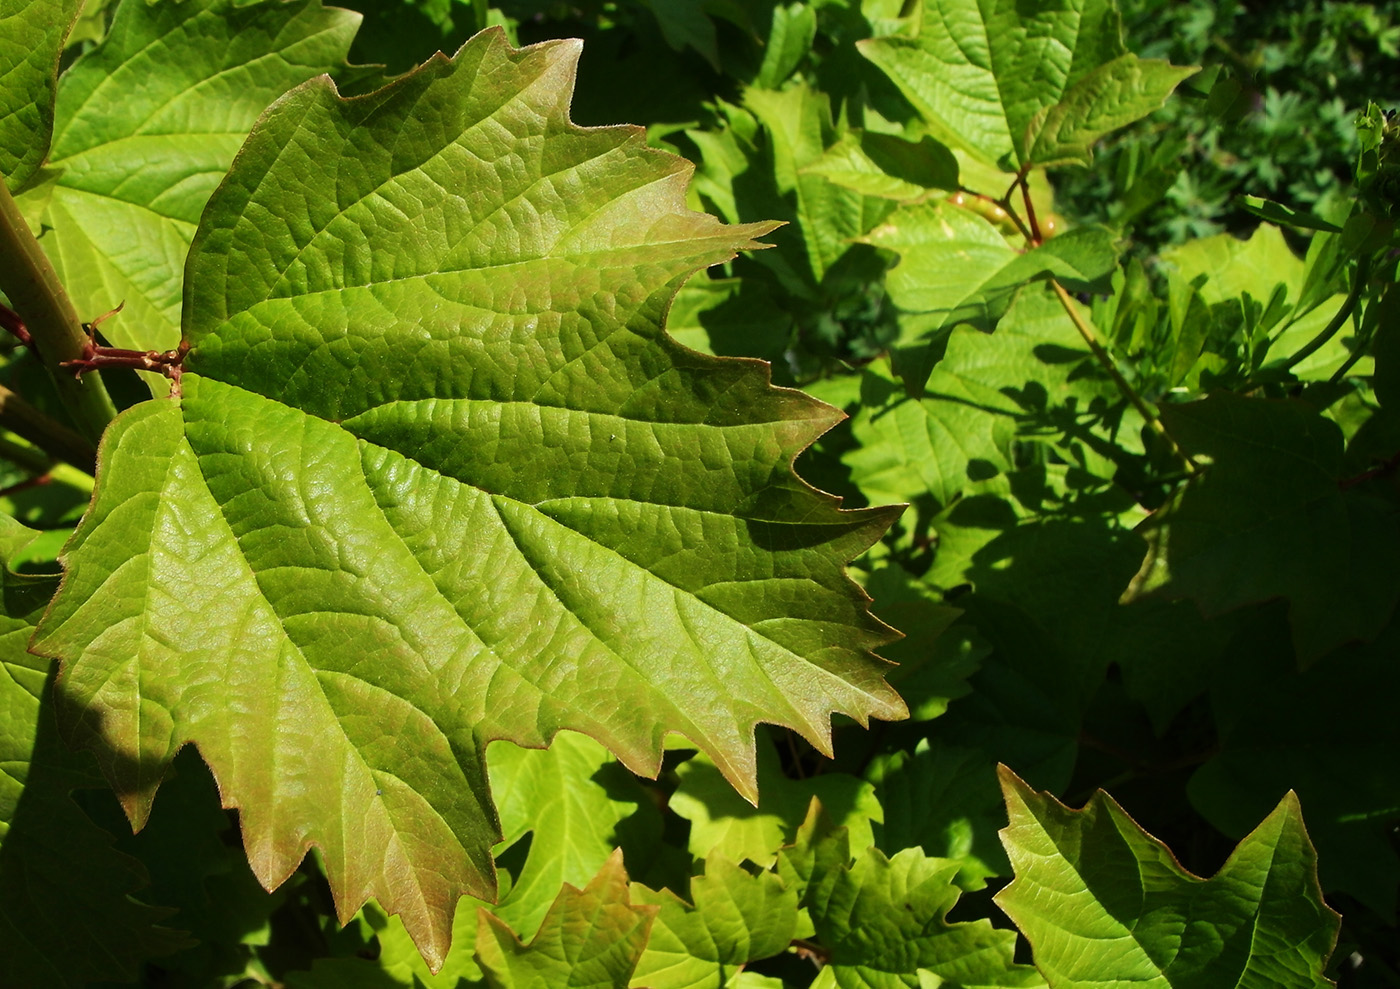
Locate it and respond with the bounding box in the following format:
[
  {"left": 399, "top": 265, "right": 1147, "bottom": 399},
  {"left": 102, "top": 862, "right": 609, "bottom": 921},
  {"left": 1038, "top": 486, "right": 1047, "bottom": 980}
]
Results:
[
  {"left": 858, "top": 0, "right": 1195, "bottom": 170},
  {"left": 996, "top": 766, "right": 1341, "bottom": 988},
  {"left": 476, "top": 851, "right": 655, "bottom": 989},
  {"left": 32, "top": 26, "right": 905, "bottom": 969}
]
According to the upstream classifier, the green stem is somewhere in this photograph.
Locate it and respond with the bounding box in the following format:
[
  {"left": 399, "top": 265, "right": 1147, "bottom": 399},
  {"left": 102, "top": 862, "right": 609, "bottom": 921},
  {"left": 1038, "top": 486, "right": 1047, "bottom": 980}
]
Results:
[
  {"left": 1049, "top": 279, "right": 1199, "bottom": 473},
  {"left": 1280, "top": 255, "right": 1370, "bottom": 373},
  {"left": 0, "top": 177, "right": 118, "bottom": 445},
  {"left": 0, "top": 382, "right": 96, "bottom": 474}
]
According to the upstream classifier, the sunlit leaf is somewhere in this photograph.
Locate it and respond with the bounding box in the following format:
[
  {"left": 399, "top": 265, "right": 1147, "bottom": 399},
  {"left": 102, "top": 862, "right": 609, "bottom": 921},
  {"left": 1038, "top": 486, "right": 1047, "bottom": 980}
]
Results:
[
  {"left": 29, "top": 0, "right": 359, "bottom": 356},
  {"left": 0, "top": 0, "right": 81, "bottom": 189},
  {"left": 476, "top": 851, "right": 655, "bottom": 989},
  {"left": 997, "top": 766, "right": 1340, "bottom": 988},
  {"left": 32, "top": 28, "right": 905, "bottom": 967},
  {"left": 859, "top": 0, "right": 1193, "bottom": 170}
]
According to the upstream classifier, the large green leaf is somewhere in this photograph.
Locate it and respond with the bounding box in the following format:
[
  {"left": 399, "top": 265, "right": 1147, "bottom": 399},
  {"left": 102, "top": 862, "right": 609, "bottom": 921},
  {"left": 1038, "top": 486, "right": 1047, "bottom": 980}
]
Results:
[
  {"left": 0, "top": 514, "right": 184, "bottom": 985},
  {"left": 476, "top": 851, "right": 655, "bottom": 989},
  {"left": 32, "top": 28, "right": 905, "bottom": 967},
  {"left": 29, "top": 0, "right": 359, "bottom": 355},
  {"left": 1128, "top": 393, "right": 1400, "bottom": 661},
  {"left": 0, "top": 0, "right": 81, "bottom": 190},
  {"left": 858, "top": 0, "right": 1194, "bottom": 170},
  {"left": 996, "top": 767, "right": 1340, "bottom": 988},
  {"left": 1189, "top": 623, "right": 1400, "bottom": 919}
]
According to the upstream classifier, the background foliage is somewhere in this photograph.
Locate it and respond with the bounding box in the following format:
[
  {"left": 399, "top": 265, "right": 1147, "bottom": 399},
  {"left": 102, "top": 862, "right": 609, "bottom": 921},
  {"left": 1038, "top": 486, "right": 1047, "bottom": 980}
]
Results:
[{"left": 0, "top": 0, "right": 1396, "bottom": 986}]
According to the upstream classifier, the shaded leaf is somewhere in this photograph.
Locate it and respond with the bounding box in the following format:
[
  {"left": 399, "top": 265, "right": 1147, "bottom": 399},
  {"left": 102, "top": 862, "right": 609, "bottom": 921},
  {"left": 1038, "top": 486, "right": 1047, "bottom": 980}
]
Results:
[
  {"left": 32, "top": 28, "right": 905, "bottom": 967},
  {"left": 0, "top": 0, "right": 81, "bottom": 190},
  {"left": 866, "top": 739, "right": 1007, "bottom": 890},
  {"left": 285, "top": 895, "right": 492, "bottom": 988},
  {"left": 30, "top": 0, "right": 359, "bottom": 356},
  {"left": 1128, "top": 393, "right": 1400, "bottom": 661},
  {"left": 0, "top": 514, "right": 184, "bottom": 985},
  {"left": 476, "top": 851, "right": 656, "bottom": 989},
  {"left": 996, "top": 766, "right": 1340, "bottom": 988},
  {"left": 1189, "top": 622, "right": 1400, "bottom": 920}
]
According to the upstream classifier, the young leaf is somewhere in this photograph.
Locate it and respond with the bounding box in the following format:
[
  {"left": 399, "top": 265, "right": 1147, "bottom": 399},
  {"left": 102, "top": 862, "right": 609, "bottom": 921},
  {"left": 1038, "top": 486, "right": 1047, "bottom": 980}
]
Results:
[
  {"left": 629, "top": 855, "right": 800, "bottom": 989},
  {"left": 488, "top": 733, "right": 647, "bottom": 941},
  {"left": 0, "top": 514, "right": 184, "bottom": 986},
  {"left": 804, "top": 836, "right": 1044, "bottom": 987},
  {"left": 0, "top": 0, "right": 82, "bottom": 190},
  {"left": 30, "top": 0, "right": 359, "bottom": 355},
  {"left": 670, "top": 730, "right": 882, "bottom": 868},
  {"left": 1127, "top": 393, "right": 1400, "bottom": 661},
  {"left": 858, "top": 0, "right": 1194, "bottom": 170},
  {"left": 996, "top": 766, "right": 1341, "bottom": 988},
  {"left": 476, "top": 851, "right": 655, "bottom": 989},
  {"left": 32, "top": 28, "right": 905, "bottom": 968}
]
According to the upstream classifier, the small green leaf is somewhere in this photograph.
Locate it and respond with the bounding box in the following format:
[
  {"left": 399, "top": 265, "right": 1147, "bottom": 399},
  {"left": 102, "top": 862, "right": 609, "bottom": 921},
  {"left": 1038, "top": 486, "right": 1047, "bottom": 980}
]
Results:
[
  {"left": 31, "top": 0, "right": 359, "bottom": 355},
  {"left": 806, "top": 837, "right": 1044, "bottom": 988},
  {"left": 488, "top": 733, "right": 648, "bottom": 942},
  {"left": 670, "top": 729, "right": 882, "bottom": 867},
  {"left": 803, "top": 131, "right": 958, "bottom": 201},
  {"left": 858, "top": 0, "right": 1192, "bottom": 170},
  {"left": 864, "top": 202, "right": 1118, "bottom": 321},
  {"left": 996, "top": 766, "right": 1341, "bottom": 988},
  {"left": 629, "top": 856, "right": 800, "bottom": 989},
  {"left": 0, "top": 0, "right": 82, "bottom": 189},
  {"left": 755, "top": 3, "right": 816, "bottom": 90},
  {"left": 1236, "top": 196, "right": 1344, "bottom": 234},
  {"left": 476, "top": 851, "right": 656, "bottom": 989}
]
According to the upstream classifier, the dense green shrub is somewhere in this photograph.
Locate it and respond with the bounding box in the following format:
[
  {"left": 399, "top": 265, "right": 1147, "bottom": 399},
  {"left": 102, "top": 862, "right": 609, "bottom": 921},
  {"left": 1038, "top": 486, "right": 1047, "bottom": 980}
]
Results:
[{"left": 0, "top": 0, "right": 1396, "bottom": 986}]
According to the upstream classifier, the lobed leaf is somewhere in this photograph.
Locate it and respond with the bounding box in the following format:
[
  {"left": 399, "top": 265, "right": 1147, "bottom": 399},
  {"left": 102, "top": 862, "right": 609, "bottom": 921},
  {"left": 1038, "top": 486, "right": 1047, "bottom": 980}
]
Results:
[
  {"left": 804, "top": 831, "right": 1044, "bottom": 988},
  {"left": 996, "top": 766, "right": 1341, "bottom": 988},
  {"left": 32, "top": 27, "right": 905, "bottom": 968},
  {"left": 629, "top": 856, "right": 800, "bottom": 989},
  {"left": 476, "top": 851, "right": 655, "bottom": 989},
  {"left": 858, "top": 0, "right": 1192, "bottom": 170}
]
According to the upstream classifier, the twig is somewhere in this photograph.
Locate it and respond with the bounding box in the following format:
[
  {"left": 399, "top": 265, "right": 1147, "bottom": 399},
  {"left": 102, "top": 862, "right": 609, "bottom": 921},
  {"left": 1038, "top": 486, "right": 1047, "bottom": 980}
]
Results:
[
  {"left": 1048, "top": 279, "right": 1199, "bottom": 473},
  {"left": 0, "top": 177, "right": 118, "bottom": 443},
  {"left": 0, "top": 382, "right": 96, "bottom": 474}
]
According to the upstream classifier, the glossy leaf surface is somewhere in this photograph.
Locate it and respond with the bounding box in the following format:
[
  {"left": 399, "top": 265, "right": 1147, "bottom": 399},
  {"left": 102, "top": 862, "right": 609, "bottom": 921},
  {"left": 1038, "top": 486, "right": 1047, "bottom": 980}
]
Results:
[{"left": 32, "top": 27, "right": 904, "bottom": 967}]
